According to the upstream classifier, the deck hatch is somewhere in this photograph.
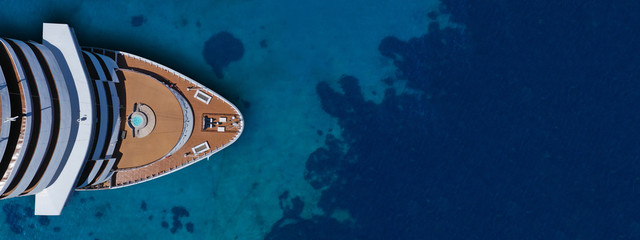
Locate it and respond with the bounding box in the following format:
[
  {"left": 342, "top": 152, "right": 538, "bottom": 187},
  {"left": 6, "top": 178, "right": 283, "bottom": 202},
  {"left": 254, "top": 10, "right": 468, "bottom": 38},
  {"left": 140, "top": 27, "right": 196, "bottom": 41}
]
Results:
[
  {"left": 194, "top": 90, "right": 212, "bottom": 104},
  {"left": 192, "top": 142, "right": 210, "bottom": 155}
]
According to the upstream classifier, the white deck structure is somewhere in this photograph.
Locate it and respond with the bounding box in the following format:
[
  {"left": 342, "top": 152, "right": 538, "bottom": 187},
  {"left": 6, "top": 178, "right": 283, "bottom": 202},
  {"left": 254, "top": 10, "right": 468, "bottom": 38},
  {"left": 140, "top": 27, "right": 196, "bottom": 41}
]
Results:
[{"left": 35, "top": 23, "right": 95, "bottom": 215}]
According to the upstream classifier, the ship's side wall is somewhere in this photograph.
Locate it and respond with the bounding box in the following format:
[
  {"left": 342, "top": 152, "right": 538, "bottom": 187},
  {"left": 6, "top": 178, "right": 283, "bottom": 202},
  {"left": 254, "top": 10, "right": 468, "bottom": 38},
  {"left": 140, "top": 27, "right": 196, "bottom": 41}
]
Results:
[
  {"left": 75, "top": 51, "right": 121, "bottom": 188},
  {"left": 27, "top": 42, "right": 77, "bottom": 195},
  {"left": 4, "top": 40, "right": 56, "bottom": 198},
  {"left": 0, "top": 38, "right": 36, "bottom": 195}
]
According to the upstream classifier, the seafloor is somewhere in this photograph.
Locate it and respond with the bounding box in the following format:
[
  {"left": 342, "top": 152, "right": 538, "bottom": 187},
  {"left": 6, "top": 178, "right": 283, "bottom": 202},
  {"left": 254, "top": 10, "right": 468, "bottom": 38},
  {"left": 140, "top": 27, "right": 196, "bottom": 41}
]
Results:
[{"left": 1, "top": 0, "right": 639, "bottom": 239}]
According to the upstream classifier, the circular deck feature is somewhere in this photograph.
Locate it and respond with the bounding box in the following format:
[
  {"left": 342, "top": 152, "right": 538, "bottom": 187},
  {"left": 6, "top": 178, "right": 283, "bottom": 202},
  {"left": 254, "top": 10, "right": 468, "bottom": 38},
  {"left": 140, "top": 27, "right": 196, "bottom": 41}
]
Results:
[
  {"left": 127, "top": 103, "right": 156, "bottom": 138},
  {"left": 131, "top": 114, "right": 144, "bottom": 127},
  {"left": 116, "top": 69, "right": 185, "bottom": 169}
]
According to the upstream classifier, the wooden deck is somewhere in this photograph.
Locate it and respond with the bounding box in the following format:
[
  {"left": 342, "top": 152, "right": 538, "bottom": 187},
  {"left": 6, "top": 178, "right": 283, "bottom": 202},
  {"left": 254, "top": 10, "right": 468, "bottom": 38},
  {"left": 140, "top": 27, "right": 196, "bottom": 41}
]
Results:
[
  {"left": 115, "top": 69, "right": 183, "bottom": 169},
  {"left": 84, "top": 52, "right": 242, "bottom": 189}
]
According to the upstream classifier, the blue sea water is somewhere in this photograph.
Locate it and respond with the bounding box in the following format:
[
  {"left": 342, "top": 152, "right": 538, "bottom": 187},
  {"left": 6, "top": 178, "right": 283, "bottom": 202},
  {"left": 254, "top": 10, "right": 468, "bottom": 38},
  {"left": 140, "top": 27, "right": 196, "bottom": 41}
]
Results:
[{"left": 1, "top": 0, "right": 639, "bottom": 239}]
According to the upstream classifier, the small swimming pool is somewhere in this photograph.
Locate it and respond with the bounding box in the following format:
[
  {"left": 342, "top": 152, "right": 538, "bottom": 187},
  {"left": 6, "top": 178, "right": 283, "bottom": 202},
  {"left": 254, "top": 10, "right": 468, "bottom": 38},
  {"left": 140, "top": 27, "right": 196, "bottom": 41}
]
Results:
[{"left": 131, "top": 115, "right": 144, "bottom": 127}]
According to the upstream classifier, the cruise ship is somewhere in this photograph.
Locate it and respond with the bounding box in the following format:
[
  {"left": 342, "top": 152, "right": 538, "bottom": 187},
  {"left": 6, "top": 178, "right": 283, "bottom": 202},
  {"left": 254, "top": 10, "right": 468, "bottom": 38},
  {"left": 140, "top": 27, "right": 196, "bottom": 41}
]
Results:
[{"left": 0, "top": 23, "right": 243, "bottom": 215}]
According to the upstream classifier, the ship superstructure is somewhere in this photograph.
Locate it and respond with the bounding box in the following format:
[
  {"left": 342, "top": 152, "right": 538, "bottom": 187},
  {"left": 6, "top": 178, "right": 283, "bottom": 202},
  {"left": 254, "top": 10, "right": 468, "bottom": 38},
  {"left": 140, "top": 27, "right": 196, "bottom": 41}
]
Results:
[{"left": 0, "top": 23, "right": 243, "bottom": 215}]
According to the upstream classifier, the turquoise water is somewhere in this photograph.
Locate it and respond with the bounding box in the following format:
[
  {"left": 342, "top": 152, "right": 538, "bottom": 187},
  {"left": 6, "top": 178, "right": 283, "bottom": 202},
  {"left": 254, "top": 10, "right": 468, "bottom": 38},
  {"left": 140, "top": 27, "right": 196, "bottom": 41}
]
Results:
[
  {"left": 131, "top": 115, "right": 143, "bottom": 127},
  {"left": 0, "top": 0, "right": 441, "bottom": 239},
  {"left": 3, "top": 0, "right": 639, "bottom": 239}
]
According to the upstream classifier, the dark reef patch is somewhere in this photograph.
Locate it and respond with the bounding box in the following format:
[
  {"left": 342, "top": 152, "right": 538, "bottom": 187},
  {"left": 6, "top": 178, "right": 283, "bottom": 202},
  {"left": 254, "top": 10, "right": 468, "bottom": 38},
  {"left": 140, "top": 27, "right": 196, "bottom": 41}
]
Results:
[
  {"left": 171, "top": 221, "right": 182, "bottom": 234},
  {"left": 378, "top": 22, "right": 468, "bottom": 93},
  {"left": 382, "top": 77, "right": 393, "bottom": 86},
  {"left": 264, "top": 216, "right": 355, "bottom": 240},
  {"left": 241, "top": 99, "right": 251, "bottom": 109},
  {"left": 304, "top": 134, "right": 344, "bottom": 190},
  {"left": 266, "top": 190, "right": 357, "bottom": 240},
  {"left": 172, "top": 206, "right": 189, "bottom": 218},
  {"left": 427, "top": 11, "right": 438, "bottom": 20},
  {"left": 131, "top": 15, "right": 145, "bottom": 27},
  {"left": 185, "top": 222, "right": 194, "bottom": 233},
  {"left": 3, "top": 203, "right": 33, "bottom": 234},
  {"left": 38, "top": 216, "right": 50, "bottom": 226},
  {"left": 314, "top": 74, "right": 434, "bottom": 240},
  {"left": 168, "top": 206, "right": 190, "bottom": 233},
  {"left": 278, "top": 191, "right": 304, "bottom": 218},
  {"left": 141, "top": 201, "right": 147, "bottom": 211},
  {"left": 266, "top": 1, "right": 640, "bottom": 239},
  {"left": 161, "top": 221, "right": 168, "bottom": 229},
  {"left": 202, "top": 31, "right": 244, "bottom": 78}
]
